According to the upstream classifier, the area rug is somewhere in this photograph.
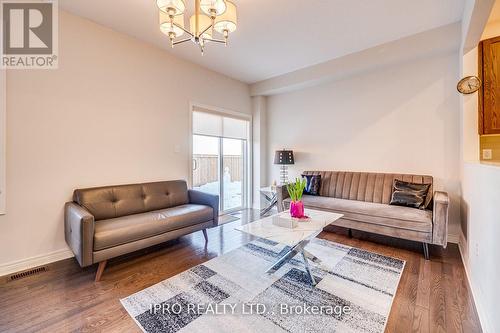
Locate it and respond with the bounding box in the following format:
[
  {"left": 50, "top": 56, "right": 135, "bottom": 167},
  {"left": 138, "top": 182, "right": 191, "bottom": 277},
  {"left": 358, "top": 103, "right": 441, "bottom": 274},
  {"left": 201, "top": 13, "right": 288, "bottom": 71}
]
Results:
[{"left": 121, "top": 238, "right": 405, "bottom": 333}]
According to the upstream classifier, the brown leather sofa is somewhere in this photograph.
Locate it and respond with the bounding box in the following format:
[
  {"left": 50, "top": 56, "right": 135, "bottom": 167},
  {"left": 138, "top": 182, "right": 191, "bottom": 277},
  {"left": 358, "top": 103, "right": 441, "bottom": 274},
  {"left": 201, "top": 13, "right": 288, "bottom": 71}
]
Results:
[
  {"left": 64, "top": 180, "right": 218, "bottom": 281},
  {"left": 277, "top": 171, "right": 449, "bottom": 259}
]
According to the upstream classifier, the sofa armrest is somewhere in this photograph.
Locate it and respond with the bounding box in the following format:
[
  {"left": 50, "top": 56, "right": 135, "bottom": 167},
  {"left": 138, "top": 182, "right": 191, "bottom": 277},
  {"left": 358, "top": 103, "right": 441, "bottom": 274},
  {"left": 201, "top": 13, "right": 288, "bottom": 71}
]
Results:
[
  {"left": 432, "top": 191, "right": 449, "bottom": 248},
  {"left": 188, "top": 190, "right": 219, "bottom": 226},
  {"left": 276, "top": 185, "right": 289, "bottom": 212},
  {"left": 64, "top": 202, "right": 95, "bottom": 267}
]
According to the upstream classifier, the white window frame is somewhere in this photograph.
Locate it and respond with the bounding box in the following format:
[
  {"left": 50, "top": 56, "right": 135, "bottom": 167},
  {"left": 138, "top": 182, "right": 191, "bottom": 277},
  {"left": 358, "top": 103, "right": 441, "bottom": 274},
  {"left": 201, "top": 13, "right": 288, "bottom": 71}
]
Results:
[{"left": 189, "top": 102, "right": 253, "bottom": 211}]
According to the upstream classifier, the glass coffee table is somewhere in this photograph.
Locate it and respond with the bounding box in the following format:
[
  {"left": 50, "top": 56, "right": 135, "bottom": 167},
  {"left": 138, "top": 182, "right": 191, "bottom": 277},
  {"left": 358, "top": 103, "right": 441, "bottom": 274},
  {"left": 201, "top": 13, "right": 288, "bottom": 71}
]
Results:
[{"left": 235, "top": 209, "right": 343, "bottom": 285}]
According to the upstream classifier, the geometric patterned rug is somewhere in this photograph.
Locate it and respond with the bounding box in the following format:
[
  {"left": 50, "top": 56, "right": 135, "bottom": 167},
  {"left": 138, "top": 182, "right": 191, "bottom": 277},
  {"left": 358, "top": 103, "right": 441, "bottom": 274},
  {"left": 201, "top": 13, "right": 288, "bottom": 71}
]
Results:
[{"left": 121, "top": 238, "right": 405, "bottom": 333}]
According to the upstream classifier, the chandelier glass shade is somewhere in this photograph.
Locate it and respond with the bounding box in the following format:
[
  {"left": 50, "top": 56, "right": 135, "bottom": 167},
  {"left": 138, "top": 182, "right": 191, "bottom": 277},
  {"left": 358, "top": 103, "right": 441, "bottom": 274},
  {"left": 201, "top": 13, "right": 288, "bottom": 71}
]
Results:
[
  {"left": 156, "top": 0, "right": 237, "bottom": 55},
  {"left": 200, "top": 0, "right": 226, "bottom": 16},
  {"left": 214, "top": 0, "right": 237, "bottom": 34},
  {"left": 156, "top": 0, "right": 186, "bottom": 16}
]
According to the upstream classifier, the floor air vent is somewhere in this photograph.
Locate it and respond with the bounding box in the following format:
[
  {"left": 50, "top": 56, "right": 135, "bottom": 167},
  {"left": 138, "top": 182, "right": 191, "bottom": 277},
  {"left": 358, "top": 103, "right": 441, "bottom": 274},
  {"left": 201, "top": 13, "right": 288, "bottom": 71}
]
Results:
[{"left": 10, "top": 267, "right": 47, "bottom": 281}]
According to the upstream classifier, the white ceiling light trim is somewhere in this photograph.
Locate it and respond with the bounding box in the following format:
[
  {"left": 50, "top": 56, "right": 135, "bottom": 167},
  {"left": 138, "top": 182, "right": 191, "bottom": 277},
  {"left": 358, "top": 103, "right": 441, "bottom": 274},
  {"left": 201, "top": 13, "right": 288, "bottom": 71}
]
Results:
[{"left": 157, "top": 0, "right": 237, "bottom": 55}]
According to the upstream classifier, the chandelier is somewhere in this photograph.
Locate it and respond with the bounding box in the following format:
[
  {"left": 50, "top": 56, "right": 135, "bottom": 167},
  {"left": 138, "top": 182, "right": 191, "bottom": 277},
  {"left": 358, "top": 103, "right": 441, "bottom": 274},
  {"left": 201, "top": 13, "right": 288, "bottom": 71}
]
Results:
[{"left": 156, "top": 0, "right": 237, "bottom": 55}]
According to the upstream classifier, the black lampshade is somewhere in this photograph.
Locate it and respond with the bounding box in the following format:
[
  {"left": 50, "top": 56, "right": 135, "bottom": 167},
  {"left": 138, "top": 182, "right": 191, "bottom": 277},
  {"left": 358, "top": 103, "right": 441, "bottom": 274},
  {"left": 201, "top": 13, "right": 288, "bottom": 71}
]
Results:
[{"left": 274, "top": 150, "right": 294, "bottom": 165}]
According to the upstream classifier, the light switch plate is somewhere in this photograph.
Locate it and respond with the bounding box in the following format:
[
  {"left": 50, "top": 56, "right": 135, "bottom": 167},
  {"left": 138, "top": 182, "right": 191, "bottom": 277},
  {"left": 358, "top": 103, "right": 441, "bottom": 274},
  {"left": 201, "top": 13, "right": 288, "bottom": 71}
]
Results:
[
  {"left": 174, "top": 144, "right": 181, "bottom": 153},
  {"left": 482, "top": 149, "right": 493, "bottom": 160}
]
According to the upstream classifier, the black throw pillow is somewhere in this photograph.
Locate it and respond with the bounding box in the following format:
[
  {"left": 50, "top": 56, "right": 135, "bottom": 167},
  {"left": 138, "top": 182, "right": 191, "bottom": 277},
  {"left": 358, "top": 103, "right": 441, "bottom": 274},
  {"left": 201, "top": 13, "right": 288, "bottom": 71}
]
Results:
[
  {"left": 302, "top": 174, "right": 321, "bottom": 196},
  {"left": 389, "top": 180, "right": 430, "bottom": 209}
]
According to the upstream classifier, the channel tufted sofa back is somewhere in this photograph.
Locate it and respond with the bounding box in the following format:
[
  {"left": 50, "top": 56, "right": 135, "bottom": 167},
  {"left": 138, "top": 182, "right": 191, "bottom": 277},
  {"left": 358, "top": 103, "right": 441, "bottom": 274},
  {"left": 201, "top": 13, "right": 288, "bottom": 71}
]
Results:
[{"left": 302, "top": 171, "right": 433, "bottom": 207}]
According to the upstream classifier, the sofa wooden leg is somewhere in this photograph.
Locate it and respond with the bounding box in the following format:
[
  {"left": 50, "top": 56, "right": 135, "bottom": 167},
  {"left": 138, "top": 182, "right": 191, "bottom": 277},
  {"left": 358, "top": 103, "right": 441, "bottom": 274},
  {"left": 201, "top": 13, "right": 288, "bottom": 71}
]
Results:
[
  {"left": 202, "top": 229, "right": 208, "bottom": 244},
  {"left": 422, "top": 243, "right": 430, "bottom": 260},
  {"left": 348, "top": 229, "right": 353, "bottom": 238},
  {"left": 95, "top": 260, "right": 107, "bottom": 282}
]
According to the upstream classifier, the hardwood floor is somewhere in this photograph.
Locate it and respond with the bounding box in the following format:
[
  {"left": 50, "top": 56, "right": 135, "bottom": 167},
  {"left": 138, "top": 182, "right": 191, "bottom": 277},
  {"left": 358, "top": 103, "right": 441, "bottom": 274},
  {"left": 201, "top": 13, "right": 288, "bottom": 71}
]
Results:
[{"left": 0, "top": 209, "right": 481, "bottom": 332}]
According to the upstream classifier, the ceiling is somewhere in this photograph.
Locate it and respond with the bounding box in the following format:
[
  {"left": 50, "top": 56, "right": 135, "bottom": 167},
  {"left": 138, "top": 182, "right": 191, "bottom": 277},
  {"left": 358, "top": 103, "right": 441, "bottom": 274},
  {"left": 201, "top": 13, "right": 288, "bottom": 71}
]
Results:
[{"left": 60, "top": 0, "right": 466, "bottom": 84}]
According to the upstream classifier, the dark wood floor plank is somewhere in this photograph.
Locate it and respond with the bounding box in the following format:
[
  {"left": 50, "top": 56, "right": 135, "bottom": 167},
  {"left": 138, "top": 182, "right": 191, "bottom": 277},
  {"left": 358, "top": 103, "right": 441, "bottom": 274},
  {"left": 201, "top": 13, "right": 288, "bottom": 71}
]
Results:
[
  {"left": 393, "top": 251, "right": 420, "bottom": 332},
  {"left": 429, "top": 259, "right": 447, "bottom": 333},
  {"left": 450, "top": 257, "right": 482, "bottom": 333},
  {"left": 443, "top": 260, "right": 465, "bottom": 333},
  {"left": 416, "top": 259, "right": 431, "bottom": 309},
  {"left": 0, "top": 210, "right": 482, "bottom": 333},
  {"left": 411, "top": 305, "right": 430, "bottom": 333}
]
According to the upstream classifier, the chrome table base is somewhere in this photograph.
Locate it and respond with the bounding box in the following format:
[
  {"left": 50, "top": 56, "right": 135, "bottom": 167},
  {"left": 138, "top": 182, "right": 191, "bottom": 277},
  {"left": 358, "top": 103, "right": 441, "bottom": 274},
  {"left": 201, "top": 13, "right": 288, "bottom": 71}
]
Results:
[{"left": 265, "top": 239, "right": 320, "bottom": 285}]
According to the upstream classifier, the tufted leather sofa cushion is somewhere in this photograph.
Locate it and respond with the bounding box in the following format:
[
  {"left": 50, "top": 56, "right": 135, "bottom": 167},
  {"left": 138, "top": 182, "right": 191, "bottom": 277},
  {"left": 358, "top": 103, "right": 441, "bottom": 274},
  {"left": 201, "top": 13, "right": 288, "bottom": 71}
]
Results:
[
  {"left": 302, "top": 171, "right": 433, "bottom": 208},
  {"left": 73, "top": 180, "right": 189, "bottom": 221},
  {"left": 93, "top": 204, "right": 213, "bottom": 251}
]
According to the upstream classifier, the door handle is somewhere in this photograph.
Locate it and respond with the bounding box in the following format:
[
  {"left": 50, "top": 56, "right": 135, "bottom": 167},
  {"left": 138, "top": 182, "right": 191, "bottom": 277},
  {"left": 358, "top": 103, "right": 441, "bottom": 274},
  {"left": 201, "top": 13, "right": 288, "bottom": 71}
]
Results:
[{"left": 192, "top": 158, "right": 198, "bottom": 171}]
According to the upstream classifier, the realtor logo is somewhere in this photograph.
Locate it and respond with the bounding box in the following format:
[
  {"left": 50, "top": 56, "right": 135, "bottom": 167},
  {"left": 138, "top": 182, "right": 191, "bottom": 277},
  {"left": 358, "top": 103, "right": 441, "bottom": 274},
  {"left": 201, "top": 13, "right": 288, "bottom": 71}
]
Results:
[{"left": 1, "top": 0, "right": 58, "bottom": 69}]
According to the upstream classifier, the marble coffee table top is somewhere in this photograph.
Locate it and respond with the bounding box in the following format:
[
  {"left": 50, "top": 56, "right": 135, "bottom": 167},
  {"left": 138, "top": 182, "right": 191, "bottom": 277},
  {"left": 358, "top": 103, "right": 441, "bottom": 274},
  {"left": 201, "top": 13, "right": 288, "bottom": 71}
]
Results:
[{"left": 235, "top": 209, "right": 343, "bottom": 247}]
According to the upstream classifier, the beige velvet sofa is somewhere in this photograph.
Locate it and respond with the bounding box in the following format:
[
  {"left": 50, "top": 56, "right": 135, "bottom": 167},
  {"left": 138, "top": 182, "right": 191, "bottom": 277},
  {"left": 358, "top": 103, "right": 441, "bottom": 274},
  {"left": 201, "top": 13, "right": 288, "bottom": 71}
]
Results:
[
  {"left": 277, "top": 171, "right": 449, "bottom": 259},
  {"left": 65, "top": 180, "right": 218, "bottom": 281}
]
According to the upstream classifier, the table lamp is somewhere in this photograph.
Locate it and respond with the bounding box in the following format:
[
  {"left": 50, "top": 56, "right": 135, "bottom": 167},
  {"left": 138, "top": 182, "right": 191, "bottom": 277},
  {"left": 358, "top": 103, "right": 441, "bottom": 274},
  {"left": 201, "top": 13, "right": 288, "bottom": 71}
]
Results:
[{"left": 274, "top": 149, "right": 294, "bottom": 184}]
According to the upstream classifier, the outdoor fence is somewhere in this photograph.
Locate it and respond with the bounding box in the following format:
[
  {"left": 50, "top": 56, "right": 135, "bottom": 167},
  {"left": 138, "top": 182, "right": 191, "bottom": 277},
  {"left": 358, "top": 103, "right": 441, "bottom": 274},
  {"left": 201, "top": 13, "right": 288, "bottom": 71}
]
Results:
[{"left": 192, "top": 154, "right": 243, "bottom": 187}]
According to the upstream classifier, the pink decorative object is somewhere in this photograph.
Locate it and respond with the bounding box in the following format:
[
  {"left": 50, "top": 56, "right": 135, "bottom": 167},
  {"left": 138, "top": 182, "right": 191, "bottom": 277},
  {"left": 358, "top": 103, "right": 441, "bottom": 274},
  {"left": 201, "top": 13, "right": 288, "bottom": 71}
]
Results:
[{"left": 290, "top": 200, "right": 305, "bottom": 218}]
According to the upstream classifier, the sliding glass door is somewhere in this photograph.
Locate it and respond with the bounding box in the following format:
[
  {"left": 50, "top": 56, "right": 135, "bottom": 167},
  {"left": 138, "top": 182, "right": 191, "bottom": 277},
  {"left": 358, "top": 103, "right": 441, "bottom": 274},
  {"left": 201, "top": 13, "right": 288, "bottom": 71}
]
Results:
[
  {"left": 222, "top": 137, "right": 245, "bottom": 211},
  {"left": 192, "top": 109, "right": 249, "bottom": 213},
  {"left": 192, "top": 135, "right": 220, "bottom": 198}
]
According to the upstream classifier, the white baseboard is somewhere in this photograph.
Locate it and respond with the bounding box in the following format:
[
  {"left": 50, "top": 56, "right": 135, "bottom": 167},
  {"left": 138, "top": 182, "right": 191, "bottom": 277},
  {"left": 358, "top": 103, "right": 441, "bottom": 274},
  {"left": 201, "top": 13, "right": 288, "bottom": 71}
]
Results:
[
  {"left": 458, "top": 231, "right": 468, "bottom": 263},
  {"left": 0, "top": 248, "right": 74, "bottom": 277},
  {"left": 458, "top": 231, "right": 491, "bottom": 333},
  {"left": 447, "top": 232, "right": 460, "bottom": 244}
]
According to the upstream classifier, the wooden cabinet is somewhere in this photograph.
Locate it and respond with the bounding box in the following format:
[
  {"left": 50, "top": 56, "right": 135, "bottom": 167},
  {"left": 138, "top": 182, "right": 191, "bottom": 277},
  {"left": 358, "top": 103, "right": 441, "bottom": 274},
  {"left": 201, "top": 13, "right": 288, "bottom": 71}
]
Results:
[{"left": 479, "top": 36, "right": 500, "bottom": 134}]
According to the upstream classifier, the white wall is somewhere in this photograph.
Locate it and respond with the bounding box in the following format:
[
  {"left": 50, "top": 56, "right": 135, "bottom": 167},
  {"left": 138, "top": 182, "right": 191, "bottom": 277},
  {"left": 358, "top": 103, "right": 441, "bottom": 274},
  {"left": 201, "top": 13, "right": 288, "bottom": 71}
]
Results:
[
  {"left": 252, "top": 96, "right": 268, "bottom": 208},
  {"left": 0, "top": 11, "right": 251, "bottom": 273},
  {"left": 482, "top": 19, "right": 500, "bottom": 39},
  {"left": 0, "top": 69, "right": 5, "bottom": 215},
  {"left": 459, "top": 5, "right": 500, "bottom": 332},
  {"left": 266, "top": 52, "right": 461, "bottom": 238},
  {"left": 461, "top": 48, "right": 480, "bottom": 162},
  {"left": 460, "top": 162, "right": 500, "bottom": 333}
]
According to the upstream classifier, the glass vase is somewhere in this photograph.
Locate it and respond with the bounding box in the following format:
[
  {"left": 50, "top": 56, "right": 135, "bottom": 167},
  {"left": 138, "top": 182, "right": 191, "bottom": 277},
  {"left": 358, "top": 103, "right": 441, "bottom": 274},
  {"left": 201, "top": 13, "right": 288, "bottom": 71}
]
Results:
[{"left": 289, "top": 200, "right": 304, "bottom": 218}]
